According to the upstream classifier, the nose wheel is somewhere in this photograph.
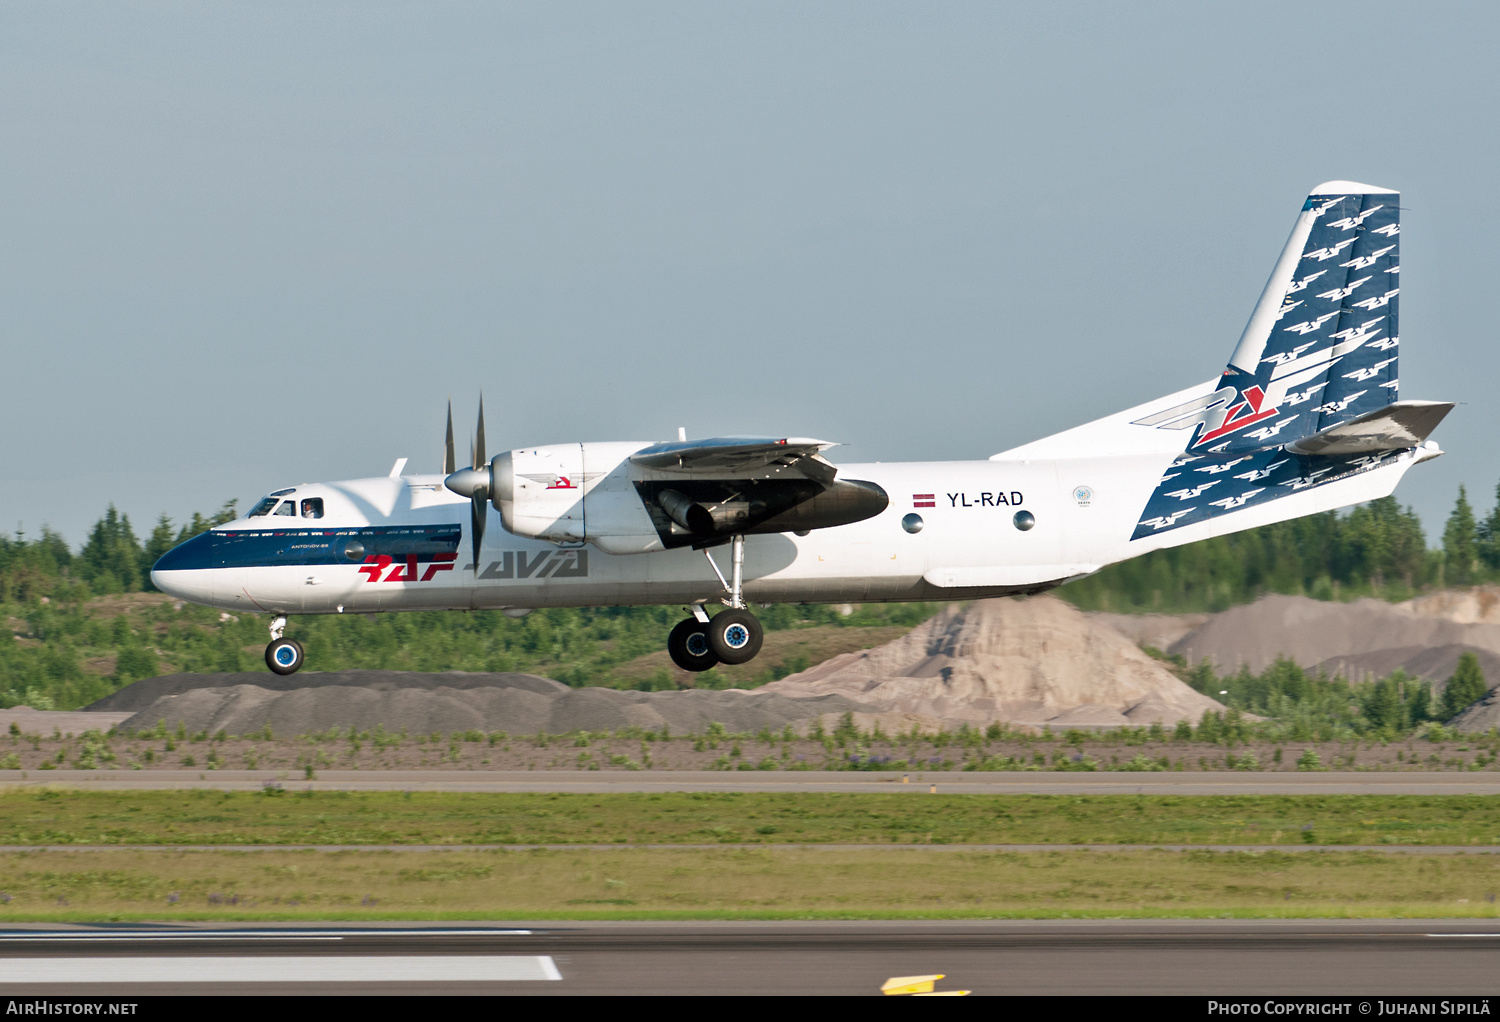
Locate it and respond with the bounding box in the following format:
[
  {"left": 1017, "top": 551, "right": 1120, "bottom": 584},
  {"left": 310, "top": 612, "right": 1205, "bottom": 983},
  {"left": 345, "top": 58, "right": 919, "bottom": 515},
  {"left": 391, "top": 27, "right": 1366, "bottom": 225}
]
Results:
[
  {"left": 264, "top": 616, "right": 305, "bottom": 675},
  {"left": 265, "top": 637, "right": 305, "bottom": 675}
]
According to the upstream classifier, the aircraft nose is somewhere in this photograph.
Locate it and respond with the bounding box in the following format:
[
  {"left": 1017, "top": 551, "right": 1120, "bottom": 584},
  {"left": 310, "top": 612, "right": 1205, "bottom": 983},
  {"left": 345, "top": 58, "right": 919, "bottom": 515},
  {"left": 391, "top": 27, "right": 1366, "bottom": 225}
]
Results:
[
  {"left": 150, "top": 567, "right": 211, "bottom": 602},
  {"left": 150, "top": 532, "right": 217, "bottom": 604}
]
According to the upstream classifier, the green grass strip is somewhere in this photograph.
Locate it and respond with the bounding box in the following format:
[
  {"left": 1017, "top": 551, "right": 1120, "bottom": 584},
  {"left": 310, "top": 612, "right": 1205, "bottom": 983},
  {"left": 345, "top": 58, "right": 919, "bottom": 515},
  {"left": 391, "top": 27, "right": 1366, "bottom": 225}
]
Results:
[
  {"left": 1, "top": 847, "right": 1499, "bottom": 921},
  {"left": 6, "top": 790, "right": 1500, "bottom": 847}
]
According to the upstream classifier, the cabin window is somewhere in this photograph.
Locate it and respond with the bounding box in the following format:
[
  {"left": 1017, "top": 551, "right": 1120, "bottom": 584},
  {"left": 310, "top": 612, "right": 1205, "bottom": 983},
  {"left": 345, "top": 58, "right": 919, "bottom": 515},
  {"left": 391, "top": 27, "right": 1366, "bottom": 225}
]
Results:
[
  {"left": 273, "top": 501, "right": 296, "bottom": 516},
  {"left": 248, "top": 497, "right": 279, "bottom": 517},
  {"left": 301, "top": 498, "right": 325, "bottom": 519}
]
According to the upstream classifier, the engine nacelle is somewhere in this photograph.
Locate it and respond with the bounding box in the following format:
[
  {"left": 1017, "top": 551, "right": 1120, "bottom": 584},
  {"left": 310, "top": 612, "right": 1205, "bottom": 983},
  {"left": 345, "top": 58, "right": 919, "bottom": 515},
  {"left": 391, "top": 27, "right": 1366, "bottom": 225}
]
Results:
[
  {"left": 487, "top": 442, "right": 661, "bottom": 548},
  {"left": 470, "top": 440, "right": 887, "bottom": 553},
  {"left": 489, "top": 446, "right": 584, "bottom": 542}
]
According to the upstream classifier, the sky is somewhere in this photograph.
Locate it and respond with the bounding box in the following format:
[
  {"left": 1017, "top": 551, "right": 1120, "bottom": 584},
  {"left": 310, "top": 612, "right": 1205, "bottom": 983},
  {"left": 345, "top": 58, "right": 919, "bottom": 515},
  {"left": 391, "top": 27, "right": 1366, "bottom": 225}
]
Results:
[{"left": 2, "top": 1, "right": 1497, "bottom": 546}]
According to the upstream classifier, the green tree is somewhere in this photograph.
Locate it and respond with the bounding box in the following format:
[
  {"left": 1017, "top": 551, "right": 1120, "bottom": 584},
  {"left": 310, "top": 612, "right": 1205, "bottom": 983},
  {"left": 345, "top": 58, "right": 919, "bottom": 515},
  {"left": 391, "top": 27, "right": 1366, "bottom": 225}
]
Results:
[
  {"left": 1442, "top": 651, "right": 1488, "bottom": 719},
  {"left": 175, "top": 500, "right": 239, "bottom": 544},
  {"left": 1477, "top": 481, "right": 1500, "bottom": 571},
  {"left": 1361, "top": 675, "right": 1404, "bottom": 731},
  {"left": 77, "top": 506, "right": 144, "bottom": 593},
  {"left": 1444, "top": 486, "right": 1479, "bottom": 586},
  {"left": 141, "top": 514, "right": 177, "bottom": 591}
]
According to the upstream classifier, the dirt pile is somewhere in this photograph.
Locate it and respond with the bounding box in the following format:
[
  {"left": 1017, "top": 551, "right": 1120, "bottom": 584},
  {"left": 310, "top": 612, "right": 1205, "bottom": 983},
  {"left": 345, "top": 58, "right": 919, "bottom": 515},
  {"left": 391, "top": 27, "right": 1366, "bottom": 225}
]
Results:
[
  {"left": 759, "top": 596, "right": 1227, "bottom": 727},
  {"left": 1402, "top": 586, "right": 1500, "bottom": 625},
  {"left": 1167, "top": 593, "right": 1500, "bottom": 684},
  {"left": 92, "top": 671, "right": 875, "bottom": 736},
  {"left": 1086, "top": 611, "right": 1208, "bottom": 651}
]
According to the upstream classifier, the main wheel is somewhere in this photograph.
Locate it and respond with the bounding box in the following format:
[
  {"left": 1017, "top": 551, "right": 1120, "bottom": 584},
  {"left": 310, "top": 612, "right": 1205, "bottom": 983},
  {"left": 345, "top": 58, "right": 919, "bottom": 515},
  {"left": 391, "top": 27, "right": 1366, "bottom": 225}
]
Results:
[
  {"left": 668, "top": 618, "right": 719, "bottom": 672},
  {"left": 265, "top": 637, "right": 305, "bottom": 675},
  {"left": 707, "top": 609, "right": 763, "bottom": 665}
]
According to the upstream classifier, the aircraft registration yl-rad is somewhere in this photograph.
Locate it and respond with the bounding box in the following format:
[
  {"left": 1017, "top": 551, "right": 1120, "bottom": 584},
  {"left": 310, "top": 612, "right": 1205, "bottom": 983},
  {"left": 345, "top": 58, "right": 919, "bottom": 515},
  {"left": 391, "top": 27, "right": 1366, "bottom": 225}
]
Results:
[{"left": 152, "top": 181, "right": 1452, "bottom": 676}]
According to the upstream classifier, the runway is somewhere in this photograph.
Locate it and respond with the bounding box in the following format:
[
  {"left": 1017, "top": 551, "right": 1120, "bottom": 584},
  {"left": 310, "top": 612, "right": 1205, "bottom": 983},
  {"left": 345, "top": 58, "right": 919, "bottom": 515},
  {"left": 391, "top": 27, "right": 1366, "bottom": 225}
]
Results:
[
  {"left": 0, "top": 921, "right": 1498, "bottom": 995},
  {"left": 6, "top": 769, "right": 1500, "bottom": 794},
  {"left": 2, "top": 843, "right": 1500, "bottom": 853}
]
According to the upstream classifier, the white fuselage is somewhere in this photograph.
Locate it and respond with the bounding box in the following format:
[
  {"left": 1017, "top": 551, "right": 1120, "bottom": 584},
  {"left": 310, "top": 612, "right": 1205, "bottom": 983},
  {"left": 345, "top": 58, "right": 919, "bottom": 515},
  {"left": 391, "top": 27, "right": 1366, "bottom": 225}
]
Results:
[{"left": 151, "top": 426, "right": 1425, "bottom": 618}]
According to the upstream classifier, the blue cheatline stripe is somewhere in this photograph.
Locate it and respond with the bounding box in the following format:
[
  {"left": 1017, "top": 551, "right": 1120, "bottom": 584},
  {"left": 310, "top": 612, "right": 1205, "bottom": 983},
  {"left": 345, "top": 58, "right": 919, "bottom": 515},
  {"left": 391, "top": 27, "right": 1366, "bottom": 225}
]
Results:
[{"left": 153, "top": 523, "right": 462, "bottom": 572}]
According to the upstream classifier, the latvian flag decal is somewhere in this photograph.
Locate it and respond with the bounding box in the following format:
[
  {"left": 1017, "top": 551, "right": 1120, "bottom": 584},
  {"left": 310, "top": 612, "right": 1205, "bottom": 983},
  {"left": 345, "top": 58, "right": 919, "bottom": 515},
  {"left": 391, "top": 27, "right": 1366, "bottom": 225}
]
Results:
[{"left": 912, "top": 493, "right": 935, "bottom": 508}]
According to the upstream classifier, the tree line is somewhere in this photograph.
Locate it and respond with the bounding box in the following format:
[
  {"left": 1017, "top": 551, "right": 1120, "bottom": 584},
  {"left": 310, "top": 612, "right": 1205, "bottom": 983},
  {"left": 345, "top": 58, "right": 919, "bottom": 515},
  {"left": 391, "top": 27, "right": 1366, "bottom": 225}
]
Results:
[
  {"left": 1, "top": 483, "right": 1498, "bottom": 713},
  {"left": 1066, "top": 486, "right": 1499, "bottom": 613}
]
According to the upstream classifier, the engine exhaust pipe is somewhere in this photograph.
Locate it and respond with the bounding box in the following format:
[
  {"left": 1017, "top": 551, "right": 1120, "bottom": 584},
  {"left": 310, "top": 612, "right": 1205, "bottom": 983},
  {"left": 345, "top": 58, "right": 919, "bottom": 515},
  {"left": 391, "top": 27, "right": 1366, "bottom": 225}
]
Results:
[{"left": 658, "top": 490, "right": 714, "bottom": 535}]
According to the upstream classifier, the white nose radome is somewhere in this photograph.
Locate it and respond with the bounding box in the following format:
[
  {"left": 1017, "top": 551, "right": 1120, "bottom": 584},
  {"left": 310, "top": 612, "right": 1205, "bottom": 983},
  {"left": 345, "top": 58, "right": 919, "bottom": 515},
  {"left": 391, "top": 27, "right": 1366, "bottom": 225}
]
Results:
[{"left": 150, "top": 569, "right": 215, "bottom": 605}]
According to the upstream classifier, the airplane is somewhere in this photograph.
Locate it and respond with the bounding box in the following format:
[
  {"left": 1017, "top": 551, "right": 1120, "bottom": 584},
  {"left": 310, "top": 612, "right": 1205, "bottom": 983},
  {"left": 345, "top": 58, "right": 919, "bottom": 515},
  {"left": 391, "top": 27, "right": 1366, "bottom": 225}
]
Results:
[{"left": 151, "top": 180, "right": 1453, "bottom": 678}]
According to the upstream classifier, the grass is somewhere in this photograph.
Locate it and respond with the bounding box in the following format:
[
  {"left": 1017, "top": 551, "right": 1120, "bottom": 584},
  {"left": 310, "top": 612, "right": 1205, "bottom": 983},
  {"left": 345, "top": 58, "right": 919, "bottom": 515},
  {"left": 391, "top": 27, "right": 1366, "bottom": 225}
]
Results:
[
  {"left": 1, "top": 847, "right": 1499, "bottom": 921},
  {"left": 7, "top": 791, "right": 1500, "bottom": 846}
]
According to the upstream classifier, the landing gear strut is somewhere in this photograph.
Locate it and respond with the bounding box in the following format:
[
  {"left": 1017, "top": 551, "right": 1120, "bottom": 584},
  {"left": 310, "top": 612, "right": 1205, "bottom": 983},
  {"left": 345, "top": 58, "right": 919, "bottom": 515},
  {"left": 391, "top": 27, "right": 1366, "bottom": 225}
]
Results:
[
  {"left": 265, "top": 615, "right": 304, "bottom": 676},
  {"left": 667, "top": 534, "right": 764, "bottom": 670}
]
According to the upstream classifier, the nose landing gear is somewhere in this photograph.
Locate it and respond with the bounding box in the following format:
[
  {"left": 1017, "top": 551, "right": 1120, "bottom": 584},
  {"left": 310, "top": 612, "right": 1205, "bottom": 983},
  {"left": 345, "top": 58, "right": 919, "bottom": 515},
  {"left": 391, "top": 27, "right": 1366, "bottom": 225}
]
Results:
[
  {"left": 667, "top": 534, "right": 765, "bottom": 672},
  {"left": 264, "top": 615, "right": 305, "bottom": 676}
]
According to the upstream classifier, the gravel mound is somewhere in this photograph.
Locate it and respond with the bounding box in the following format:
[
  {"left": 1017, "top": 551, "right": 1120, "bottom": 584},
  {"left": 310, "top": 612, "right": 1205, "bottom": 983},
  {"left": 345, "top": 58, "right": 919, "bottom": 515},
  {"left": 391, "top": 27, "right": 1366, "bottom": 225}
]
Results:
[
  {"left": 1448, "top": 689, "right": 1500, "bottom": 732},
  {"left": 94, "top": 671, "right": 877, "bottom": 736},
  {"left": 760, "top": 595, "right": 1226, "bottom": 726},
  {"left": 89, "top": 670, "right": 568, "bottom": 711},
  {"left": 1086, "top": 611, "right": 1209, "bottom": 651},
  {"left": 1313, "top": 645, "right": 1500, "bottom": 687},
  {"left": 1168, "top": 594, "right": 1500, "bottom": 678}
]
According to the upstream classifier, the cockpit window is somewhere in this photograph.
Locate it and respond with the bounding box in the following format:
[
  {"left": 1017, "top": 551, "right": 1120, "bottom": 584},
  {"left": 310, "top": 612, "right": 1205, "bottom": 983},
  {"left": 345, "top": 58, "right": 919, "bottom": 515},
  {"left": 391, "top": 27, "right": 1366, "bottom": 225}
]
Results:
[
  {"left": 273, "top": 501, "right": 296, "bottom": 516},
  {"left": 248, "top": 497, "right": 279, "bottom": 517},
  {"left": 300, "top": 498, "right": 324, "bottom": 519}
]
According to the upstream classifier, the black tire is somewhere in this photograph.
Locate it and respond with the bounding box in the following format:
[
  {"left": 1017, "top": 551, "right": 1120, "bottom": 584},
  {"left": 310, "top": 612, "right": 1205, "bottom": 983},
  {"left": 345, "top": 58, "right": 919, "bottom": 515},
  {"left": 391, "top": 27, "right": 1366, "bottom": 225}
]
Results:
[
  {"left": 707, "top": 609, "right": 763, "bottom": 665},
  {"left": 668, "top": 618, "right": 719, "bottom": 672},
  {"left": 265, "top": 637, "right": 305, "bottom": 676}
]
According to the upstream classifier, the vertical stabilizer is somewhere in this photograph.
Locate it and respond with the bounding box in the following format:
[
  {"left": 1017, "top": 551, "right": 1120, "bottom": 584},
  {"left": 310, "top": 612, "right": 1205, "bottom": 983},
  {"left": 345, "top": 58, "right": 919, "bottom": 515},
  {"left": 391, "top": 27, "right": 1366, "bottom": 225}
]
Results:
[
  {"left": 1197, "top": 182, "right": 1401, "bottom": 454},
  {"left": 1127, "top": 181, "right": 1417, "bottom": 541}
]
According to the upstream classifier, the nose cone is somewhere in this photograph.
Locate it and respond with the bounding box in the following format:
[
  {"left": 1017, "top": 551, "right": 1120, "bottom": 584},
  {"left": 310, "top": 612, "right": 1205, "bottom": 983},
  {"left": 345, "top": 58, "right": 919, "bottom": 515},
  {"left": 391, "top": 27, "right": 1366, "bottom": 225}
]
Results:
[{"left": 150, "top": 532, "right": 217, "bottom": 604}]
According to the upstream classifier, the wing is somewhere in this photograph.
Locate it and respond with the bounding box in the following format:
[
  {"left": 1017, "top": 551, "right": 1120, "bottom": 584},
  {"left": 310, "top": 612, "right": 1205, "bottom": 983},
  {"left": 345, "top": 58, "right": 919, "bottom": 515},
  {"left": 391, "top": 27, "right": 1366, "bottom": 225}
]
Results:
[
  {"left": 626, "top": 436, "right": 886, "bottom": 548},
  {"left": 629, "top": 436, "right": 839, "bottom": 485}
]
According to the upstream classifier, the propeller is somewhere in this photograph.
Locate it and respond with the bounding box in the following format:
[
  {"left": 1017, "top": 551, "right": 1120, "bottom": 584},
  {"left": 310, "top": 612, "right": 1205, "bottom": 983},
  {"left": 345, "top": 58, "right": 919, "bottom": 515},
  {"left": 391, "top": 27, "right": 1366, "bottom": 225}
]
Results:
[
  {"left": 443, "top": 398, "right": 491, "bottom": 569},
  {"left": 469, "top": 397, "right": 487, "bottom": 569},
  {"left": 442, "top": 400, "right": 456, "bottom": 476}
]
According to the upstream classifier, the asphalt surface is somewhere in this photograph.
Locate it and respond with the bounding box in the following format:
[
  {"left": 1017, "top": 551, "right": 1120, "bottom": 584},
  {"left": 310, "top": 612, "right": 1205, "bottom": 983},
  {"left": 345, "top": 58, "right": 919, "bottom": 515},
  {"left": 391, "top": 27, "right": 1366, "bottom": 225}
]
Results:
[
  {"left": 6, "top": 769, "right": 1500, "bottom": 794},
  {"left": 0, "top": 921, "right": 1498, "bottom": 995},
  {"left": 2, "top": 843, "right": 1500, "bottom": 854}
]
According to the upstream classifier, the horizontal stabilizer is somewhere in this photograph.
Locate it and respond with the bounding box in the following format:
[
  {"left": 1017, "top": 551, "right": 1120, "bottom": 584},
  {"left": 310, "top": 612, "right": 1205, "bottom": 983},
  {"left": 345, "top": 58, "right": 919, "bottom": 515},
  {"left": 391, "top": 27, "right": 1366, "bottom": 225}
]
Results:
[{"left": 1286, "top": 400, "right": 1454, "bottom": 456}]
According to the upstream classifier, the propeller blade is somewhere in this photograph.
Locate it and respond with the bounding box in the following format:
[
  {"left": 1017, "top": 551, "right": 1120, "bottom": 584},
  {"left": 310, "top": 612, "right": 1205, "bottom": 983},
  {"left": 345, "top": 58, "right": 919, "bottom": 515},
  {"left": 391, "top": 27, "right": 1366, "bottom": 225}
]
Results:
[
  {"left": 443, "top": 400, "right": 456, "bottom": 476},
  {"left": 470, "top": 494, "right": 486, "bottom": 569},
  {"left": 474, "top": 395, "right": 486, "bottom": 470}
]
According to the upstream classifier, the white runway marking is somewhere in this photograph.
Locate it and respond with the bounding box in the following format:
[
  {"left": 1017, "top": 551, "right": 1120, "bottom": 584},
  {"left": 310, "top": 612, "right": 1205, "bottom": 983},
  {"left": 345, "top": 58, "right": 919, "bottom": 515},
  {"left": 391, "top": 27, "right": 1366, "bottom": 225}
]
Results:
[{"left": 0, "top": 955, "right": 561, "bottom": 982}]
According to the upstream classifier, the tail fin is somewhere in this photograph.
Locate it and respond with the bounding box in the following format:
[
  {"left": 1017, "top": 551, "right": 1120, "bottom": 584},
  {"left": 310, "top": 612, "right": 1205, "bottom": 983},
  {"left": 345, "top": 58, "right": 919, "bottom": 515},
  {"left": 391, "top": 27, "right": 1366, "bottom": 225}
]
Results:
[
  {"left": 1126, "top": 181, "right": 1446, "bottom": 542},
  {"left": 1197, "top": 181, "right": 1401, "bottom": 452}
]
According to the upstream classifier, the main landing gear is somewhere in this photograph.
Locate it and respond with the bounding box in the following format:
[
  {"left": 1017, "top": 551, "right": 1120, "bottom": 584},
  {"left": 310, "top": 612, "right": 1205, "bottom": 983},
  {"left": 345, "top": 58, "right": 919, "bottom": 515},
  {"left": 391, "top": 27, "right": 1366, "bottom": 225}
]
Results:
[
  {"left": 265, "top": 615, "right": 305, "bottom": 676},
  {"left": 666, "top": 534, "right": 765, "bottom": 673}
]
